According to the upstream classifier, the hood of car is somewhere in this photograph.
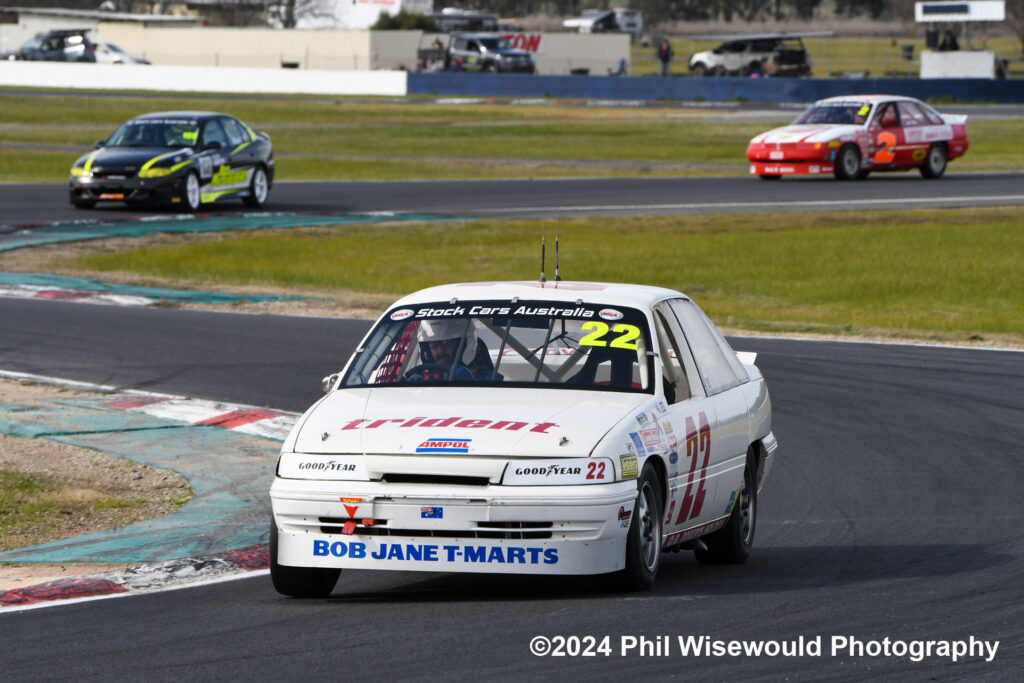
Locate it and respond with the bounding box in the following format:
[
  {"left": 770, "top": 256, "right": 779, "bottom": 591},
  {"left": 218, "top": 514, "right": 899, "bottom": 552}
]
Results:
[
  {"left": 292, "top": 386, "right": 648, "bottom": 458},
  {"left": 751, "top": 124, "right": 862, "bottom": 145},
  {"left": 73, "top": 146, "right": 194, "bottom": 173}
]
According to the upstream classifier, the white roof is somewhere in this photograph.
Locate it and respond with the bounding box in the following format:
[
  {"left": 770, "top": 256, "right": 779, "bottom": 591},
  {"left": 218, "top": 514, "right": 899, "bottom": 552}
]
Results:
[{"left": 391, "top": 281, "right": 689, "bottom": 310}]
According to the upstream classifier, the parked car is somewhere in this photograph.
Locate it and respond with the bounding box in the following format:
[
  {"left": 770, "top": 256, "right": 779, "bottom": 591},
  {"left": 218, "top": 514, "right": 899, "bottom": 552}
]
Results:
[
  {"left": 3, "top": 28, "right": 97, "bottom": 62},
  {"left": 68, "top": 111, "right": 274, "bottom": 211},
  {"left": 93, "top": 42, "right": 150, "bottom": 65},
  {"left": 446, "top": 33, "right": 534, "bottom": 73},
  {"left": 563, "top": 8, "right": 643, "bottom": 42},
  {"left": 688, "top": 33, "right": 815, "bottom": 77},
  {"left": 270, "top": 280, "right": 778, "bottom": 597},
  {"left": 746, "top": 94, "right": 969, "bottom": 180}
]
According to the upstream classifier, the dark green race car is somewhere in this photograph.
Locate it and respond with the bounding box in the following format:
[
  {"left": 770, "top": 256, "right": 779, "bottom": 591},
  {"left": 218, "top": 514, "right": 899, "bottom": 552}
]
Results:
[{"left": 69, "top": 111, "right": 274, "bottom": 211}]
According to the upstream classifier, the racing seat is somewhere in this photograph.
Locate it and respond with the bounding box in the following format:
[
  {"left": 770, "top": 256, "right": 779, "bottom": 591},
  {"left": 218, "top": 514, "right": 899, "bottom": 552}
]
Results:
[{"left": 568, "top": 347, "right": 634, "bottom": 389}]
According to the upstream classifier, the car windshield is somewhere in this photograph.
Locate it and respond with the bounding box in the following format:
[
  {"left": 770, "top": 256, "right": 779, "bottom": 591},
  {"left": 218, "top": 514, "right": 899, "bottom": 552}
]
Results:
[
  {"left": 342, "top": 299, "right": 653, "bottom": 393},
  {"left": 106, "top": 119, "right": 200, "bottom": 148},
  {"left": 795, "top": 102, "right": 871, "bottom": 125},
  {"left": 479, "top": 37, "right": 510, "bottom": 50}
]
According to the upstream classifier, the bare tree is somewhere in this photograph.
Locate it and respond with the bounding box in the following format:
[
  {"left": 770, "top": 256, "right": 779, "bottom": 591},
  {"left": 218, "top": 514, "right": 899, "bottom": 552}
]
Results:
[{"left": 271, "top": 0, "right": 337, "bottom": 28}]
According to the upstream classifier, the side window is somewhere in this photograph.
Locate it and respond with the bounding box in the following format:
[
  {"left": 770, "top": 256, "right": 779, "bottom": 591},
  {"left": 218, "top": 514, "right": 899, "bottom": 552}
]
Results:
[
  {"left": 202, "top": 118, "right": 228, "bottom": 148},
  {"left": 897, "top": 101, "right": 922, "bottom": 127},
  {"left": 222, "top": 117, "right": 249, "bottom": 147},
  {"left": 916, "top": 103, "right": 944, "bottom": 125},
  {"left": 668, "top": 299, "right": 747, "bottom": 396},
  {"left": 652, "top": 308, "right": 690, "bottom": 404}
]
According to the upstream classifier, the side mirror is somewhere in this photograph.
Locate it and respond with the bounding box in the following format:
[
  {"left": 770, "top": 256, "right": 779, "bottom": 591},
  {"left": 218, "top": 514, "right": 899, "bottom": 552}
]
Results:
[
  {"left": 322, "top": 373, "right": 339, "bottom": 393},
  {"left": 203, "top": 141, "right": 223, "bottom": 151},
  {"left": 93, "top": 140, "right": 105, "bottom": 148}
]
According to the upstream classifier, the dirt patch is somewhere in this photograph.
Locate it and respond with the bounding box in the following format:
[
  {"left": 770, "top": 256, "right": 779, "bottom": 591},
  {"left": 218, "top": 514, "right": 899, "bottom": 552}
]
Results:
[{"left": 0, "top": 377, "right": 194, "bottom": 591}]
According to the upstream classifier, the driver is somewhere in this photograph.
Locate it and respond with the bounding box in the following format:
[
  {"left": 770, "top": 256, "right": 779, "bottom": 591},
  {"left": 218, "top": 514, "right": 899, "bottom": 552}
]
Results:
[{"left": 408, "top": 319, "right": 497, "bottom": 382}]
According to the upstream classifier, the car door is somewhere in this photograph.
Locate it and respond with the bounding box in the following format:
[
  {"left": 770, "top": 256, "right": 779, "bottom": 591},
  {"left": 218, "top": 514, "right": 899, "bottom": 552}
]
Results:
[
  {"left": 867, "top": 101, "right": 906, "bottom": 169},
  {"left": 661, "top": 299, "right": 752, "bottom": 539},
  {"left": 896, "top": 100, "right": 933, "bottom": 168},
  {"left": 652, "top": 301, "right": 731, "bottom": 542}
]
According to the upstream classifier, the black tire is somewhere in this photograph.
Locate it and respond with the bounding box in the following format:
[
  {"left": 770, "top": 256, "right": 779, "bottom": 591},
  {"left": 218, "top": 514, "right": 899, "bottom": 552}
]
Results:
[
  {"left": 919, "top": 143, "right": 948, "bottom": 179},
  {"left": 834, "top": 144, "right": 862, "bottom": 180},
  {"left": 758, "top": 174, "right": 782, "bottom": 181},
  {"left": 70, "top": 193, "right": 95, "bottom": 209},
  {"left": 695, "top": 455, "right": 757, "bottom": 565},
  {"left": 710, "top": 65, "right": 726, "bottom": 77},
  {"left": 269, "top": 519, "right": 340, "bottom": 598},
  {"left": 610, "top": 464, "right": 663, "bottom": 591},
  {"left": 183, "top": 170, "right": 202, "bottom": 212},
  {"left": 690, "top": 63, "right": 707, "bottom": 77},
  {"left": 482, "top": 61, "right": 496, "bottom": 73},
  {"left": 242, "top": 165, "right": 269, "bottom": 208}
]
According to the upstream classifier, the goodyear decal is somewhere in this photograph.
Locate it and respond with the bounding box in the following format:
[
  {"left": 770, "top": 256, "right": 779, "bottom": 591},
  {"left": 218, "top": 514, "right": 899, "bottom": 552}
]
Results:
[{"left": 313, "top": 540, "right": 558, "bottom": 564}]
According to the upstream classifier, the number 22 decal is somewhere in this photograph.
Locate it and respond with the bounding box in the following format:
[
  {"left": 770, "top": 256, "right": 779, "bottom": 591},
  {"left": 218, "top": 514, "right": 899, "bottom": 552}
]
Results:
[
  {"left": 874, "top": 131, "right": 897, "bottom": 164},
  {"left": 664, "top": 411, "right": 711, "bottom": 526},
  {"left": 579, "top": 321, "right": 640, "bottom": 350},
  {"left": 586, "top": 461, "right": 607, "bottom": 480}
]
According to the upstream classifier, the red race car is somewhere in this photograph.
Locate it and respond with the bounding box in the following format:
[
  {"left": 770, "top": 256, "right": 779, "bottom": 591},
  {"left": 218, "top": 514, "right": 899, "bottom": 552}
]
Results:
[{"left": 746, "top": 94, "right": 969, "bottom": 180}]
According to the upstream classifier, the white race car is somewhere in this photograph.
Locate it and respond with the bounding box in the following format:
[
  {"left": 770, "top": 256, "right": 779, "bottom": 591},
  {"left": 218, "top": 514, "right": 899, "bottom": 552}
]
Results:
[{"left": 270, "top": 281, "right": 778, "bottom": 596}]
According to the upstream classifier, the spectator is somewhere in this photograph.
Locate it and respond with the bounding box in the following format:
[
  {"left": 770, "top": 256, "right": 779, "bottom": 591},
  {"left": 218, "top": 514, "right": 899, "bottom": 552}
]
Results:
[
  {"left": 938, "top": 30, "right": 959, "bottom": 52},
  {"left": 657, "top": 38, "right": 673, "bottom": 77}
]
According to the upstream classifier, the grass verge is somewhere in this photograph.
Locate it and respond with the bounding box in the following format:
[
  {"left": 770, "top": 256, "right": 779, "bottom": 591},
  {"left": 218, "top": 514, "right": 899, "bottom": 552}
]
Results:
[{"left": 68, "top": 206, "right": 1024, "bottom": 346}]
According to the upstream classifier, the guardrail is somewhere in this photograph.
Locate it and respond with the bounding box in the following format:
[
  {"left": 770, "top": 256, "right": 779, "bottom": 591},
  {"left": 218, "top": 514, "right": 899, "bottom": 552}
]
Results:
[
  {"left": 2, "top": 60, "right": 1021, "bottom": 103},
  {"left": 408, "top": 72, "right": 1024, "bottom": 104}
]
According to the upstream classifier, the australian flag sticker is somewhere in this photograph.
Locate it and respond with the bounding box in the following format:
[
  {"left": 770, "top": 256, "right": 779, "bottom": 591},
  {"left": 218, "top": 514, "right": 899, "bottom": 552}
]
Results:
[{"left": 421, "top": 506, "right": 443, "bottom": 519}]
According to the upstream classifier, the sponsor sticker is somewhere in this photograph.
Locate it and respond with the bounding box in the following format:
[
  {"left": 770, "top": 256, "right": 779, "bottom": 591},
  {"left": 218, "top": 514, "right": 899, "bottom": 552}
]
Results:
[
  {"left": 598, "top": 308, "right": 624, "bottom": 321},
  {"left": 312, "top": 540, "right": 559, "bottom": 564},
  {"left": 620, "top": 453, "right": 638, "bottom": 479},
  {"left": 416, "top": 438, "right": 471, "bottom": 453},
  {"left": 618, "top": 505, "right": 633, "bottom": 528},
  {"left": 635, "top": 412, "right": 648, "bottom": 426},
  {"left": 390, "top": 308, "right": 414, "bottom": 321},
  {"left": 628, "top": 433, "right": 646, "bottom": 459}
]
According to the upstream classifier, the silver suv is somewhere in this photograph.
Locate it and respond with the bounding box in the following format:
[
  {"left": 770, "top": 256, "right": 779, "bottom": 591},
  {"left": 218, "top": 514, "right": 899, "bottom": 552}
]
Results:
[
  {"left": 447, "top": 34, "right": 535, "bottom": 74},
  {"left": 688, "top": 35, "right": 812, "bottom": 77}
]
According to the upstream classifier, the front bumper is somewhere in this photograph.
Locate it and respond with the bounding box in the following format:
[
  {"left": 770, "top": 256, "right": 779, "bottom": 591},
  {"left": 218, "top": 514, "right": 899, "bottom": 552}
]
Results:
[
  {"left": 69, "top": 174, "right": 187, "bottom": 205},
  {"left": 748, "top": 160, "right": 835, "bottom": 176},
  {"left": 271, "top": 478, "right": 638, "bottom": 575}
]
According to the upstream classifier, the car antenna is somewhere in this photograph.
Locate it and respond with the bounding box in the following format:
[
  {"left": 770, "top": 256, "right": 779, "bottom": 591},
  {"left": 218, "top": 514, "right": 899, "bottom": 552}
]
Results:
[
  {"left": 554, "top": 222, "right": 562, "bottom": 282},
  {"left": 539, "top": 230, "right": 547, "bottom": 285}
]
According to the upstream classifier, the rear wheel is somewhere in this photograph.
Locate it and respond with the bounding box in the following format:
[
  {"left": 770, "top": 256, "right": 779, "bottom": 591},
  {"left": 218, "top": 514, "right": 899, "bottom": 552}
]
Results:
[
  {"left": 695, "top": 454, "right": 757, "bottom": 565},
  {"left": 242, "top": 166, "right": 269, "bottom": 208},
  {"left": 834, "top": 144, "right": 862, "bottom": 180},
  {"left": 609, "top": 464, "right": 663, "bottom": 591},
  {"left": 710, "top": 65, "right": 727, "bottom": 77},
  {"left": 269, "top": 519, "right": 340, "bottom": 598},
  {"left": 920, "top": 143, "right": 948, "bottom": 178}
]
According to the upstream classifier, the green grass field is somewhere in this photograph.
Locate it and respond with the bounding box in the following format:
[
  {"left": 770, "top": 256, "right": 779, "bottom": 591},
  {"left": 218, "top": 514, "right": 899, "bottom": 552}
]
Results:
[{"left": 71, "top": 207, "right": 1024, "bottom": 345}]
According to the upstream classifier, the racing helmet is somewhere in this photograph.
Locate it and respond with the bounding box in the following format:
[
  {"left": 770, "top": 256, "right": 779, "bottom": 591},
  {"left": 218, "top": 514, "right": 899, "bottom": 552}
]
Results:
[{"left": 417, "top": 319, "right": 477, "bottom": 365}]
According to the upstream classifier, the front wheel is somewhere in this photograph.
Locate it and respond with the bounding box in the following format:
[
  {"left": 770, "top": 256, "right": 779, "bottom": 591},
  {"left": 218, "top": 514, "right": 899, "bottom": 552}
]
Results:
[
  {"left": 270, "top": 519, "right": 340, "bottom": 598},
  {"left": 70, "top": 193, "right": 95, "bottom": 209},
  {"left": 609, "top": 464, "right": 663, "bottom": 591},
  {"left": 834, "top": 144, "right": 862, "bottom": 180},
  {"left": 695, "top": 455, "right": 757, "bottom": 565},
  {"left": 183, "top": 171, "right": 202, "bottom": 212},
  {"left": 690, "top": 63, "right": 707, "bottom": 77},
  {"left": 243, "top": 166, "right": 269, "bottom": 208},
  {"left": 920, "top": 143, "right": 948, "bottom": 178}
]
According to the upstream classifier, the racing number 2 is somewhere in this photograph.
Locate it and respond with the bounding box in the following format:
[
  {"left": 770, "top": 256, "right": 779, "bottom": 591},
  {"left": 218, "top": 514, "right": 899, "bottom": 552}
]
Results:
[
  {"left": 673, "top": 411, "right": 711, "bottom": 525},
  {"left": 874, "top": 131, "right": 897, "bottom": 164}
]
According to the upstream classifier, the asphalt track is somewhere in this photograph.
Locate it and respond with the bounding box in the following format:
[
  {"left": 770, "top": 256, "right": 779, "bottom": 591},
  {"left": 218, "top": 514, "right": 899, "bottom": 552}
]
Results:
[
  {"left": 2, "top": 171, "right": 1024, "bottom": 225},
  {"left": 1, "top": 298, "right": 1022, "bottom": 680}
]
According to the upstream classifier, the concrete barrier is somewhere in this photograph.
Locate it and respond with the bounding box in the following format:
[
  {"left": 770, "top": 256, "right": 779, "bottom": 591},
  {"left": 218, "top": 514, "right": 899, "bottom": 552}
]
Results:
[
  {"left": 0, "top": 60, "right": 407, "bottom": 96},
  {"left": 408, "top": 72, "right": 1024, "bottom": 104}
]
